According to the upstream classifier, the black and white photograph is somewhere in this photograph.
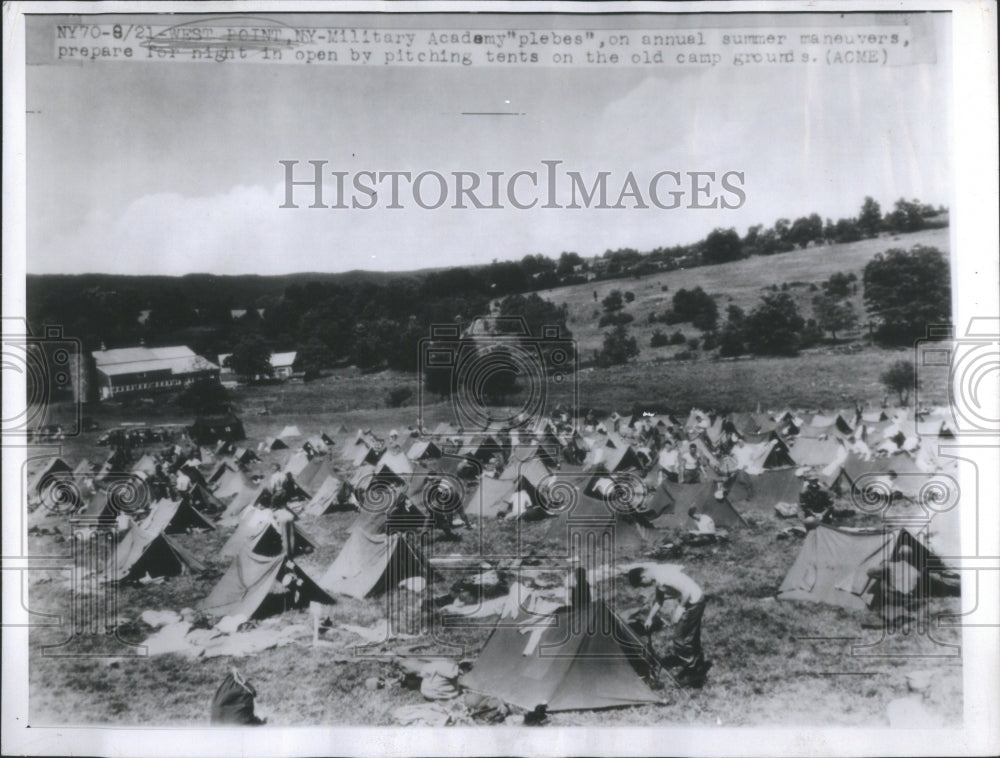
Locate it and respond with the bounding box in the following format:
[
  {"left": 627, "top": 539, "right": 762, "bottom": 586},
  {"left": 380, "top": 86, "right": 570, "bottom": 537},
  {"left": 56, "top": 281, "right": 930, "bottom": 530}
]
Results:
[{"left": 2, "top": 2, "right": 998, "bottom": 756}]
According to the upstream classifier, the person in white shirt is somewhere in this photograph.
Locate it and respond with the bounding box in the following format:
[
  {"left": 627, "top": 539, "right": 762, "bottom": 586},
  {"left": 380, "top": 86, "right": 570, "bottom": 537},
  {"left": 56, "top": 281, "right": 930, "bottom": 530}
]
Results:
[
  {"left": 175, "top": 469, "right": 191, "bottom": 494},
  {"left": 628, "top": 563, "right": 710, "bottom": 687},
  {"left": 268, "top": 464, "right": 283, "bottom": 494},
  {"left": 680, "top": 443, "right": 702, "bottom": 483},
  {"left": 657, "top": 441, "right": 680, "bottom": 484},
  {"left": 685, "top": 506, "right": 718, "bottom": 546}
]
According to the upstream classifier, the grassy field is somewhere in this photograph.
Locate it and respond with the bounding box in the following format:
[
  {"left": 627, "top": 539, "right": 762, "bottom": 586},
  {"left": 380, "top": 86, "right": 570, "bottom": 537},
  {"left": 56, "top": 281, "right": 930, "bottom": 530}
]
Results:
[
  {"left": 27, "top": 393, "right": 963, "bottom": 728},
  {"left": 27, "top": 495, "right": 964, "bottom": 727},
  {"left": 24, "top": 225, "right": 960, "bottom": 728},
  {"left": 538, "top": 227, "right": 949, "bottom": 357}
]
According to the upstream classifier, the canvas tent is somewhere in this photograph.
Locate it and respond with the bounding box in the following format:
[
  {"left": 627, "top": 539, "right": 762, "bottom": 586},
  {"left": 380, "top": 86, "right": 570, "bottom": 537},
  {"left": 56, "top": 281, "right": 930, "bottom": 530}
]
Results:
[
  {"left": 727, "top": 468, "right": 801, "bottom": 513},
  {"left": 460, "top": 599, "right": 663, "bottom": 712},
  {"left": 207, "top": 459, "right": 238, "bottom": 486},
  {"left": 304, "top": 475, "right": 351, "bottom": 515},
  {"left": 464, "top": 475, "right": 516, "bottom": 520},
  {"left": 187, "top": 483, "right": 226, "bottom": 515},
  {"left": 219, "top": 482, "right": 268, "bottom": 524},
  {"left": 212, "top": 467, "right": 249, "bottom": 501},
  {"left": 791, "top": 438, "right": 847, "bottom": 468},
  {"left": 651, "top": 481, "right": 748, "bottom": 529},
  {"left": 777, "top": 525, "right": 937, "bottom": 610},
  {"left": 545, "top": 487, "right": 658, "bottom": 553},
  {"left": 27, "top": 456, "right": 72, "bottom": 502},
  {"left": 131, "top": 454, "right": 158, "bottom": 477},
  {"left": 320, "top": 529, "right": 429, "bottom": 599},
  {"left": 458, "top": 435, "right": 503, "bottom": 465},
  {"left": 220, "top": 507, "right": 316, "bottom": 558},
  {"left": 278, "top": 425, "right": 302, "bottom": 439},
  {"left": 111, "top": 519, "right": 205, "bottom": 582},
  {"left": 199, "top": 549, "right": 333, "bottom": 619},
  {"left": 141, "top": 497, "right": 215, "bottom": 534},
  {"left": 406, "top": 439, "right": 443, "bottom": 462}
]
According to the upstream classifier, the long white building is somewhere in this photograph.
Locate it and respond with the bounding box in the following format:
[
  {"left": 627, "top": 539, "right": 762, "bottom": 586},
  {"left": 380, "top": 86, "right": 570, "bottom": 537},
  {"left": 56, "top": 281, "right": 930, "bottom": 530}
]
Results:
[{"left": 92, "top": 346, "right": 219, "bottom": 400}]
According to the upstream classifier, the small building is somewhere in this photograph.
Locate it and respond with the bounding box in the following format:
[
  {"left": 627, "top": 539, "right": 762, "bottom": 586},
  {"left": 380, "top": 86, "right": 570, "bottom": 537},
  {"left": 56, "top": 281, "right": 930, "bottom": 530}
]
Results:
[
  {"left": 218, "top": 350, "right": 297, "bottom": 382},
  {"left": 270, "top": 351, "right": 297, "bottom": 379},
  {"left": 92, "top": 346, "right": 219, "bottom": 401}
]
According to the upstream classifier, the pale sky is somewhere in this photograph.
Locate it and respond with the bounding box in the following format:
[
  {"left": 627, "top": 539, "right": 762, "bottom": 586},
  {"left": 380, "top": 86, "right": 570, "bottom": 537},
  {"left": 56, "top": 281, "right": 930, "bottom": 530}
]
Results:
[{"left": 26, "top": 12, "right": 952, "bottom": 275}]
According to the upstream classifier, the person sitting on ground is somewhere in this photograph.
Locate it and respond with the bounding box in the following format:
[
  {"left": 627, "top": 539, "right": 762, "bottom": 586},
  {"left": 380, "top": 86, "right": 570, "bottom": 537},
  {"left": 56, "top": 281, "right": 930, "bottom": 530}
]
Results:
[
  {"left": 685, "top": 507, "right": 717, "bottom": 546},
  {"left": 627, "top": 564, "right": 711, "bottom": 688},
  {"left": 799, "top": 475, "right": 834, "bottom": 525},
  {"left": 395, "top": 657, "right": 471, "bottom": 701},
  {"left": 681, "top": 443, "right": 702, "bottom": 484}
]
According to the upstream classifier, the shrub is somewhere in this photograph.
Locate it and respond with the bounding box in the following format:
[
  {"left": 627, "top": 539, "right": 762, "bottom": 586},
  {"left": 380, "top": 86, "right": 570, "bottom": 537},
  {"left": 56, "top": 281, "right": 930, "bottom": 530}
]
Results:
[
  {"left": 881, "top": 359, "right": 915, "bottom": 405},
  {"left": 650, "top": 330, "right": 669, "bottom": 348},
  {"left": 744, "top": 293, "right": 805, "bottom": 356},
  {"left": 687, "top": 337, "right": 700, "bottom": 350},
  {"left": 863, "top": 246, "right": 950, "bottom": 346},
  {"left": 624, "top": 291, "right": 636, "bottom": 303},
  {"left": 669, "top": 330, "right": 686, "bottom": 345},
  {"left": 599, "top": 311, "right": 634, "bottom": 327},
  {"left": 670, "top": 287, "right": 718, "bottom": 331},
  {"left": 386, "top": 387, "right": 413, "bottom": 408},
  {"left": 596, "top": 324, "right": 639, "bottom": 366},
  {"left": 701, "top": 332, "right": 718, "bottom": 351},
  {"left": 602, "top": 290, "right": 625, "bottom": 312}
]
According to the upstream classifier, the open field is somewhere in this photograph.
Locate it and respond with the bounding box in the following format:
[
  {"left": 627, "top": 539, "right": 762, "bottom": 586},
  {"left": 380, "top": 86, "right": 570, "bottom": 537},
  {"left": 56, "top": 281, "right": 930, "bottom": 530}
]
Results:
[
  {"left": 538, "top": 227, "right": 949, "bottom": 356},
  {"left": 27, "top": 393, "right": 963, "bottom": 728},
  {"left": 27, "top": 495, "right": 964, "bottom": 727},
  {"left": 24, "top": 225, "right": 959, "bottom": 729}
]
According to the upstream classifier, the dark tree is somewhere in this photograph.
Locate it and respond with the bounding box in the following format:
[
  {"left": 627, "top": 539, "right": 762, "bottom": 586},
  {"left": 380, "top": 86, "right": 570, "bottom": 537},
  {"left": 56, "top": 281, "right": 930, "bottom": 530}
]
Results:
[
  {"left": 227, "top": 335, "right": 273, "bottom": 382},
  {"left": 668, "top": 287, "right": 718, "bottom": 331},
  {"left": 881, "top": 359, "right": 915, "bottom": 406},
  {"left": 863, "top": 246, "right": 951, "bottom": 345},
  {"left": 822, "top": 272, "right": 857, "bottom": 299},
  {"left": 812, "top": 294, "right": 858, "bottom": 340},
  {"left": 858, "top": 196, "right": 882, "bottom": 238},
  {"left": 883, "top": 198, "right": 926, "bottom": 233},
  {"left": 788, "top": 214, "right": 824, "bottom": 249},
  {"left": 602, "top": 290, "right": 625, "bottom": 312},
  {"left": 718, "top": 305, "right": 746, "bottom": 357},
  {"left": 595, "top": 325, "right": 639, "bottom": 367},
  {"left": 744, "top": 294, "right": 805, "bottom": 356},
  {"left": 557, "top": 252, "right": 584, "bottom": 276},
  {"left": 702, "top": 227, "right": 744, "bottom": 264}
]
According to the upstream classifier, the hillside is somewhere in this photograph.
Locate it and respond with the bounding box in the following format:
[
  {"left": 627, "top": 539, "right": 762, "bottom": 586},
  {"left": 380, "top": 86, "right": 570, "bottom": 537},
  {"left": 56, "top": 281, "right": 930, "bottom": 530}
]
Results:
[{"left": 536, "top": 227, "right": 949, "bottom": 357}]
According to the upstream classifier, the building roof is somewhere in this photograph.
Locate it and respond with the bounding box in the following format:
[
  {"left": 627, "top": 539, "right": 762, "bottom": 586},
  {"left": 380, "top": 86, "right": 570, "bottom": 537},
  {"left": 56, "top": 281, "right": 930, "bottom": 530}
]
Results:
[
  {"left": 270, "top": 351, "right": 297, "bottom": 369},
  {"left": 92, "top": 346, "right": 218, "bottom": 377},
  {"left": 218, "top": 351, "right": 296, "bottom": 371}
]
